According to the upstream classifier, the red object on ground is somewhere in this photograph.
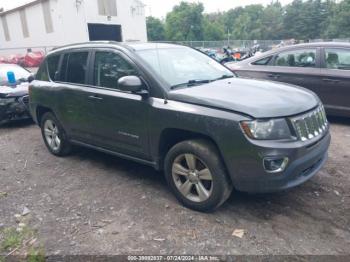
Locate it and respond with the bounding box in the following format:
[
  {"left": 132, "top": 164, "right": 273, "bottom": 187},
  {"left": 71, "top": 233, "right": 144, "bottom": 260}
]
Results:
[
  {"left": 23, "top": 51, "right": 45, "bottom": 67},
  {"left": 0, "top": 56, "right": 6, "bottom": 63},
  {"left": 7, "top": 54, "right": 24, "bottom": 64}
]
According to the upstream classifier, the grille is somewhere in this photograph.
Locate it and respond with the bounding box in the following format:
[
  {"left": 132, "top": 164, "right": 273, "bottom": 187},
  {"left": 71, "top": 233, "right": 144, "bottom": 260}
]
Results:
[
  {"left": 22, "top": 95, "right": 29, "bottom": 105},
  {"left": 20, "top": 95, "right": 30, "bottom": 109},
  {"left": 290, "top": 105, "right": 328, "bottom": 141}
]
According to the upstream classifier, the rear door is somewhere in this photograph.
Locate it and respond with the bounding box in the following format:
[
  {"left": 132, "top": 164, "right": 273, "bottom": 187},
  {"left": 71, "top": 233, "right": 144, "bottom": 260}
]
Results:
[
  {"left": 53, "top": 50, "right": 100, "bottom": 142},
  {"left": 319, "top": 47, "right": 350, "bottom": 116}
]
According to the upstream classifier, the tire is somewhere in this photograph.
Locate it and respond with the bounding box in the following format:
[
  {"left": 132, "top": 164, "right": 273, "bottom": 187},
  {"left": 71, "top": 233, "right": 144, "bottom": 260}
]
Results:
[
  {"left": 40, "top": 112, "right": 72, "bottom": 156},
  {"left": 164, "top": 139, "right": 233, "bottom": 212}
]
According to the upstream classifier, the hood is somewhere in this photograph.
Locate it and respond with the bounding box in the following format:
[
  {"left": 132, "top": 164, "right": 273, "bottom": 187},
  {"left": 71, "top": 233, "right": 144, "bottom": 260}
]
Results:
[
  {"left": 0, "top": 83, "right": 29, "bottom": 98},
  {"left": 168, "top": 78, "right": 319, "bottom": 118}
]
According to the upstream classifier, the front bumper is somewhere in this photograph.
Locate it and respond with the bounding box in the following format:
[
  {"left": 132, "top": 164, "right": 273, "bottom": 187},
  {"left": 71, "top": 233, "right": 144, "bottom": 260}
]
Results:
[
  {"left": 231, "top": 131, "right": 331, "bottom": 193},
  {"left": 0, "top": 96, "right": 31, "bottom": 125}
]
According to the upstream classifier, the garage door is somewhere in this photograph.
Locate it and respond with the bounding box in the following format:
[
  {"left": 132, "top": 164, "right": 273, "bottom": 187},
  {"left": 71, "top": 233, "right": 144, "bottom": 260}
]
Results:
[{"left": 88, "top": 23, "right": 122, "bottom": 42}]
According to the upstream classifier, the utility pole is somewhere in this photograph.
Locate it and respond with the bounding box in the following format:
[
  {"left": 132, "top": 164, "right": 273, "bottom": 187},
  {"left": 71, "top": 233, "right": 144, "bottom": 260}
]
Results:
[{"left": 227, "top": 28, "right": 230, "bottom": 46}]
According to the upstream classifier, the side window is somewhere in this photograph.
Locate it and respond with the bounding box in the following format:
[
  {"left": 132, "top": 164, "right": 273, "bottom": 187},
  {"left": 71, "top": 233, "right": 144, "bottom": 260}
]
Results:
[
  {"left": 58, "top": 54, "right": 69, "bottom": 82},
  {"left": 325, "top": 49, "right": 350, "bottom": 70},
  {"left": 252, "top": 56, "right": 273, "bottom": 66},
  {"left": 47, "top": 55, "right": 60, "bottom": 81},
  {"left": 62, "top": 52, "right": 89, "bottom": 84},
  {"left": 274, "top": 49, "right": 316, "bottom": 68},
  {"left": 93, "top": 51, "right": 137, "bottom": 90},
  {"left": 35, "top": 61, "right": 49, "bottom": 81}
]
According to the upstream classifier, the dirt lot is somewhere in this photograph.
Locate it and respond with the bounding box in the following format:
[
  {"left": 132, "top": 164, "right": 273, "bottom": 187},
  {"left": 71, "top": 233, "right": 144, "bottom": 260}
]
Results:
[{"left": 0, "top": 118, "right": 349, "bottom": 256}]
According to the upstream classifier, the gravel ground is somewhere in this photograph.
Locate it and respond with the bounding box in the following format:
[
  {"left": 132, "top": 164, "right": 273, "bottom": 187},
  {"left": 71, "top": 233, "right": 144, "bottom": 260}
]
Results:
[{"left": 0, "top": 118, "right": 349, "bottom": 256}]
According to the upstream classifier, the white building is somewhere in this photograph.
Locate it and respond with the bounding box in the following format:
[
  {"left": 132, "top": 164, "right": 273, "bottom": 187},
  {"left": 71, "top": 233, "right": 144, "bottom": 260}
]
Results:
[{"left": 0, "top": 0, "right": 147, "bottom": 54}]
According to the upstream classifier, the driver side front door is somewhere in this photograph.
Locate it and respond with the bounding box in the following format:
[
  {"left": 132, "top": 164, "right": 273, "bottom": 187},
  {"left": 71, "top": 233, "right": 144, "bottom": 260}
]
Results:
[{"left": 86, "top": 50, "right": 151, "bottom": 160}]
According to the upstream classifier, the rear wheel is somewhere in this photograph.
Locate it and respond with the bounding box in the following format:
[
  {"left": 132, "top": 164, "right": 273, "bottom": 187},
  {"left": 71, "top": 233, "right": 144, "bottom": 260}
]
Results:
[
  {"left": 40, "top": 112, "right": 72, "bottom": 156},
  {"left": 165, "top": 139, "right": 232, "bottom": 212}
]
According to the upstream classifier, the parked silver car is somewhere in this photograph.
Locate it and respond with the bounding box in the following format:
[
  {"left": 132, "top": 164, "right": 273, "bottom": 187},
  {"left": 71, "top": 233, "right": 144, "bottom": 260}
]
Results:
[{"left": 0, "top": 64, "right": 33, "bottom": 125}]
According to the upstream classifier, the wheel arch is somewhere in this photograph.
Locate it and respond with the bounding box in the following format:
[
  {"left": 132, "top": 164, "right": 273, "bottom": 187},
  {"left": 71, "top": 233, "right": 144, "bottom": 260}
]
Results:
[
  {"left": 36, "top": 105, "right": 53, "bottom": 126},
  {"left": 157, "top": 128, "right": 229, "bottom": 176}
]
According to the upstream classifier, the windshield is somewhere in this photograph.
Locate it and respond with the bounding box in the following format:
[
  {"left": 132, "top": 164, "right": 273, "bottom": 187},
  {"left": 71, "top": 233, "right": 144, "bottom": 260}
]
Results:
[
  {"left": 0, "top": 65, "right": 31, "bottom": 86},
  {"left": 136, "top": 47, "right": 234, "bottom": 88}
]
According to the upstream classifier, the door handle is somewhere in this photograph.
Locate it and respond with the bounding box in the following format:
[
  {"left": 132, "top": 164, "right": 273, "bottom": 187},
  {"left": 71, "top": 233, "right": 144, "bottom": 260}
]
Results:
[
  {"left": 322, "top": 78, "right": 340, "bottom": 83},
  {"left": 88, "top": 95, "right": 103, "bottom": 100},
  {"left": 268, "top": 74, "right": 280, "bottom": 79}
]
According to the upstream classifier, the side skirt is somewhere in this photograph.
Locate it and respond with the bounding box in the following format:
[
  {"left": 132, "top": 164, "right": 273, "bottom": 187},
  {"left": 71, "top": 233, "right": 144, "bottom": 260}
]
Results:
[{"left": 70, "top": 139, "right": 160, "bottom": 170}]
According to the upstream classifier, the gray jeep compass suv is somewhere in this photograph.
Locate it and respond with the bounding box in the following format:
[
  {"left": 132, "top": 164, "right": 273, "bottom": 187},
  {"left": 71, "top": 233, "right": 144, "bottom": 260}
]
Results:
[{"left": 29, "top": 42, "right": 331, "bottom": 212}]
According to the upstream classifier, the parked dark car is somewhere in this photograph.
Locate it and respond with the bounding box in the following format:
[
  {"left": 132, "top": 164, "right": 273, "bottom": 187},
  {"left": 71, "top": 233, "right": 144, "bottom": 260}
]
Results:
[
  {"left": 226, "top": 42, "right": 350, "bottom": 117},
  {"left": 29, "top": 42, "right": 330, "bottom": 212},
  {"left": 0, "top": 64, "right": 33, "bottom": 125}
]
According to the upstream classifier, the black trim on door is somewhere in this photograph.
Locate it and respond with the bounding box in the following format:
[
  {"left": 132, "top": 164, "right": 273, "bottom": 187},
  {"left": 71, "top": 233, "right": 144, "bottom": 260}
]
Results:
[{"left": 87, "top": 48, "right": 152, "bottom": 95}]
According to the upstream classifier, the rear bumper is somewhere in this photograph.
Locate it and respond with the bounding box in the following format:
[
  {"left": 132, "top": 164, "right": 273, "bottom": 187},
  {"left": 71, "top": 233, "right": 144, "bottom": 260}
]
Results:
[{"left": 232, "top": 132, "right": 331, "bottom": 193}]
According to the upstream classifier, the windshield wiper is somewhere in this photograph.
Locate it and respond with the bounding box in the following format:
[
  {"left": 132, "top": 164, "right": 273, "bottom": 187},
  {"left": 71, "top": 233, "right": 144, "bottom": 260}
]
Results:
[
  {"left": 213, "top": 74, "right": 235, "bottom": 81},
  {"left": 170, "top": 75, "right": 235, "bottom": 90},
  {"left": 171, "top": 79, "right": 211, "bottom": 90}
]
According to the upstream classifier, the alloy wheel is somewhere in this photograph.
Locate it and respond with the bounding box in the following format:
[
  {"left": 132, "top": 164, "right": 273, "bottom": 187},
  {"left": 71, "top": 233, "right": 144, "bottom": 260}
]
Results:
[
  {"left": 44, "top": 119, "right": 61, "bottom": 151},
  {"left": 172, "top": 153, "right": 213, "bottom": 202}
]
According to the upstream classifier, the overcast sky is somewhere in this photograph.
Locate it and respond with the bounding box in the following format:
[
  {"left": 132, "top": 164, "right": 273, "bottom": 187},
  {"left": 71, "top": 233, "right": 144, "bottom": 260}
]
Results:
[
  {"left": 0, "top": 0, "right": 294, "bottom": 18},
  {"left": 143, "top": 0, "right": 294, "bottom": 18}
]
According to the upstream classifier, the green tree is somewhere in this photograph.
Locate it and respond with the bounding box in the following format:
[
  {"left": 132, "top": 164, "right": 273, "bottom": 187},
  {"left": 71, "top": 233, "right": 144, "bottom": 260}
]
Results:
[
  {"left": 260, "top": 2, "right": 284, "bottom": 40},
  {"left": 146, "top": 0, "right": 349, "bottom": 41},
  {"left": 324, "top": 0, "right": 350, "bottom": 38},
  {"left": 282, "top": 0, "right": 306, "bottom": 39},
  {"left": 230, "top": 5, "right": 264, "bottom": 39},
  {"left": 223, "top": 7, "right": 243, "bottom": 34},
  {"left": 146, "top": 16, "right": 165, "bottom": 41},
  {"left": 165, "top": 2, "right": 204, "bottom": 41},
  {"left": 203, "top": 14, "right": 226, "bottom": 41},
  {"left": 282, "top": 0, "right": 334, "bottom": 40}
]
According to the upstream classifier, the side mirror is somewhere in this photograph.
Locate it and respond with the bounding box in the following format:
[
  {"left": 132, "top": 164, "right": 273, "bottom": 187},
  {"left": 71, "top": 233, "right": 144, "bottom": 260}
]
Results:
[
  {"left": 28, "top": 74, "right": 35, "bottom": 83},
  {"left": 118, "top": 75, "right": 147, "bottom": 94}
]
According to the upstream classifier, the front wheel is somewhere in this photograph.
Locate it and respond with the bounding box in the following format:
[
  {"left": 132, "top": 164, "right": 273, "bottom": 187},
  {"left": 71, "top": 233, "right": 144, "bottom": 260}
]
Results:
[
  {"left": 164, "top": 139, "right": 232, "bottom": 212},
  {"left": 40, "top": 112, "right": 72, "bottom": 156}
]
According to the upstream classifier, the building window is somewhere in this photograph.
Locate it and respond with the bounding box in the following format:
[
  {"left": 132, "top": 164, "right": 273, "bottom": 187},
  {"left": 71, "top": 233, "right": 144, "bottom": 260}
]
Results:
[
  {"left": 98, "top": 0, "right": 117, "bottom": 16},
  {"left": 20, "top": 10, "right": 30, "bottom": 38},
  {"left": 42, "top": 0, "right": 54, "bottom": 33},
  {"left": 1, "top": 16, "right": 10, "bottom": 41}
]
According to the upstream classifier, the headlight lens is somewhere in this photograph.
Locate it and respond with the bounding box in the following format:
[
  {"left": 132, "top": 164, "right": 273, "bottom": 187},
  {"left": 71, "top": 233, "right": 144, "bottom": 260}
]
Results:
[
  {"left": 240, "top": 119, "right": 294, "bottom": 140},
  {"left": 0, "top": 97, "right": 16, "bottom": 105}
]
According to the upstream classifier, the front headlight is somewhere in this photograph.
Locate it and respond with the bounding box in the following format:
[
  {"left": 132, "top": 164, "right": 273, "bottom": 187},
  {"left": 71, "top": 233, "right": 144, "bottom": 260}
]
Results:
[
  {"left": 240, "top": 119, "right": 294, "bottom": 140},
  {"left": 0, "top": 97, "right": 16, "bottom": 105}
]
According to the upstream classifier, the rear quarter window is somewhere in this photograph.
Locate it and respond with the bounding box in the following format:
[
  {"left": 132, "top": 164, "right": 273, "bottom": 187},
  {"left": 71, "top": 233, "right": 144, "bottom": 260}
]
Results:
[
  {"left": 47, "top": 55, "right": 61, "bottom": 81},
  {"left": 35, "top": 60, "right": 49, "bottom": 81}
]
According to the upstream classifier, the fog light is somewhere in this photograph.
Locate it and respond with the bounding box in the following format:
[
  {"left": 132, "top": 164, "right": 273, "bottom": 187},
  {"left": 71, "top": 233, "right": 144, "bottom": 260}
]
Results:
[{"left": 263, "top": 157, "right": 289, "bottom": 173}]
